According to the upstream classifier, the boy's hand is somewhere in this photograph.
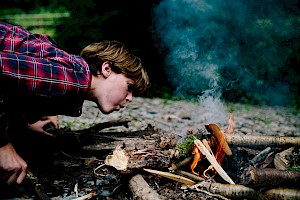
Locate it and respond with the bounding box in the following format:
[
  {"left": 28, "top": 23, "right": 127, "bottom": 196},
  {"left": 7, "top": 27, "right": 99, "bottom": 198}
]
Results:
[
  {"left": 27, "top": 119, "right": 55, "bottom": 137},
  {"left": 0, "top": 143, "right": 27, "bottom": 185}
]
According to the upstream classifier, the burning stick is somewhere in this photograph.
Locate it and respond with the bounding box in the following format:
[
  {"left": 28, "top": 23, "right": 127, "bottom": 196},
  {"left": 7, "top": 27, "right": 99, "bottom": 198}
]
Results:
[
  {"left": 201, "top": 123, "right": 233, "bottom": 178},
  {"left": 193, "top": 137, "right": 235, "bottom": 184}
]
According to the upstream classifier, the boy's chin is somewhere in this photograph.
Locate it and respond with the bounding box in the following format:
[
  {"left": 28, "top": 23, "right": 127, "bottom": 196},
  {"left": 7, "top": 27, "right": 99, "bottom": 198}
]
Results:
[{"left": 99, "top": 107, "right": 116, "bottom": 115}]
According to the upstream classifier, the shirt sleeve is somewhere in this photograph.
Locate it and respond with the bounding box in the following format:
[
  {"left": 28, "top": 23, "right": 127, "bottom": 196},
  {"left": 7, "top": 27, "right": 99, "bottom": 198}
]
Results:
[
  {"left": 0, "top": 22, "right": 91, "bottom": 144},
  {"left": 0, "top": 52, "right": 90, "bottom": 96}
]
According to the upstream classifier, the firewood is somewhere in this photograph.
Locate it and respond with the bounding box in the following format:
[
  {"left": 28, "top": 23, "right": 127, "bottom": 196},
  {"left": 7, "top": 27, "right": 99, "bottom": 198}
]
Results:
[
  {"left": 171, "top": 155, "right": 194, "bottom": 170},
  {"left": 174, "top": 169, "right": 205, "bottom": 183},
  {"left": 240, "top": 166, "right": 300, "bottom": 187},
  {"left": 225, "top": 134, "right": 300, "bottom": 147},
  {"left": 143, "top": 168, "right": 196, "bottom": 186},
  {"left": 249, "top": 147, "right": 273, "bottom": 167},
  {"left": 190, "top": 181, "right": 264, "bottom": 200},
  {"left": 129, "top": 174, "right": 166, "bottom": 200},
  {"left": 274, "top": 147, "right": 294, "bottom": 170},
  {"left": 103, "top": 142, "right": 174, "bottom": 173},
  {"left": 263, "top": 188, "right": 300, "bottom": 199}
]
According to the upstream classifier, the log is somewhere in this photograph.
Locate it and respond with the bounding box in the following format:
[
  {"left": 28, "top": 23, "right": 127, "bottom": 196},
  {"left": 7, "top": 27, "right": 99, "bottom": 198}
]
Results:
[
  {"left": 129, "top": 174, "right": 166, "bottom": 200},
  {"left": 225, "top": 134, "right": 300, "bottom": 148},
  {"left": 56, "top": 124, "right": 172, "bottom": 151},
  {"left": 263, "top": 188, "right": 300, "bottom": 199},
  {"left": 104, "top": 145, "right": 173, "bottom": 173},
  {"left": 53, "top": 120, "right": 180, "bottom": 173},
  {"left": 240, "top": 166, "right": 300, "bottom": 188},
  {"left": 191, "top": 181, "right": 264, "bottom": 200}
]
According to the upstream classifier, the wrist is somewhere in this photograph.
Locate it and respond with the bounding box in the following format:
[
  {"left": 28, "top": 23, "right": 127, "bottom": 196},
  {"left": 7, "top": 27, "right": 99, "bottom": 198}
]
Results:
[{"left": 0, "top": 133, "right": 10, "bottom": 148}]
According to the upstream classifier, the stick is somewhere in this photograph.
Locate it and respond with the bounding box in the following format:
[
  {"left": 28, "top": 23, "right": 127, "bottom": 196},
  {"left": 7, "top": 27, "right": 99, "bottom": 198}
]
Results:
[
  {"left": 191, "top": 181, "right": 264, "bottom": 200},
  {"left": 225, "top": 134, "right": 300, "bottom": 147},
  {"left": 171, "top": 156, "right": 194, "bottom": 170},
  {"left": 143, "top": 168, "right": 196, "bottom": 186},
  {"left": 129, "top": 174, "right": 166, "bottom": 200},
  {"left": 240, "top": 166, "right": 300, "bottom": 187},
  {"left": 249, "top": 147, "right": 272, "bottom": 167},
  {"left": 263, "top": 188, "right": 300, "bottom": 199},
  {"left": 194, "top": 137, "right": 235, "bottom": 184},
  {"left": 174, "top": 169, "right": 205, "bottom": 183}
]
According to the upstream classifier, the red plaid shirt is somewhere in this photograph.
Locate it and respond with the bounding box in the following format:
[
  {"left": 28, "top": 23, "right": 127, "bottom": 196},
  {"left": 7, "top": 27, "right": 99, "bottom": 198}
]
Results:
[{"left": 0, "top": 22, "right": 91, "bottom": 144}]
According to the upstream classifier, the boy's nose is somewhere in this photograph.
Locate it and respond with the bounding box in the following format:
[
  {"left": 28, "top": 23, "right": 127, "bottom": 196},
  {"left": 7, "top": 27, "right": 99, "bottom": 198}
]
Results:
[{"left": 126, "top": 92, "right": 133, "bottom": 102}]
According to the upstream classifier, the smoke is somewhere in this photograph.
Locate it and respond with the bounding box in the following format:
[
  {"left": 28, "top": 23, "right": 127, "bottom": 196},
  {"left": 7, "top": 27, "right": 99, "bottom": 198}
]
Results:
[{"left": 153, "top": 0, "right": 300, "bottom": 122}]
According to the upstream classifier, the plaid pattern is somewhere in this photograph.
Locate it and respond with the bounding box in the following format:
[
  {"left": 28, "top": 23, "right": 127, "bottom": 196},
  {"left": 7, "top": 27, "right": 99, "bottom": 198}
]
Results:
[
  {"left": 0, "top": 22, "right": 91, "bottom": 144},
  {"left": 0, "top": 22, "right": 90, "bottom": 96}
]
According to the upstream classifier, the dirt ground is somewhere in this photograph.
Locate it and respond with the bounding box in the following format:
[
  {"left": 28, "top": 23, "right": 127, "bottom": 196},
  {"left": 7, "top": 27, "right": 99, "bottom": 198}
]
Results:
[{"left": 1, "top": 97, "right": 300, "bottom": 199}]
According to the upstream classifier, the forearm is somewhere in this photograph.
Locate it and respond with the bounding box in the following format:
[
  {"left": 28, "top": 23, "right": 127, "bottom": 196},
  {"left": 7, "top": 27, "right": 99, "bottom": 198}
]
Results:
[{"left": 0, "top": 96, "right": 10, "bottom": 147}]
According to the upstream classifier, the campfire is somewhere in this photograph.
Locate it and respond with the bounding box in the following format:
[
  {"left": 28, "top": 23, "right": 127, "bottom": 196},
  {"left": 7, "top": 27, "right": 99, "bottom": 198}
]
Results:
[
  {"left": 102, "top": 114, "right": 300, "bottom": 199},
  {"left": 4, "top": 113, "right": 300, "bottom": 199}
]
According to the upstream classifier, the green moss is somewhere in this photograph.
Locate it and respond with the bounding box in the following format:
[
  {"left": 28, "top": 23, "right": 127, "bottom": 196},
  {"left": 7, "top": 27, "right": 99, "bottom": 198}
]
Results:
[{"left": 176, "top": 135, "right": 201, "bottom": 157}]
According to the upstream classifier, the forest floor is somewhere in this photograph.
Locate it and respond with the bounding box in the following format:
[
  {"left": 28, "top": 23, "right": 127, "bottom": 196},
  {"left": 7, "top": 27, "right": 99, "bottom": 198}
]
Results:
[{"left": 1, "top": 97, "right": 300, "bottom": 199}]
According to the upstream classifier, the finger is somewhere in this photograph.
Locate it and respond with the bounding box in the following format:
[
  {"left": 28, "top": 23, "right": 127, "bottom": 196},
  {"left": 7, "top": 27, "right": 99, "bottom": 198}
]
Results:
[
  {"left": 41, "top": 119, "right": 52, "bottom": 126},
  {"left": 7, "top": 172, "right": 18, "bottom": 185},
  {"left": 16, "top": 169, "right": 27, "bottom": 184},
  {"left": 42, "top": 130, "right": 54, "bottom": 137}
]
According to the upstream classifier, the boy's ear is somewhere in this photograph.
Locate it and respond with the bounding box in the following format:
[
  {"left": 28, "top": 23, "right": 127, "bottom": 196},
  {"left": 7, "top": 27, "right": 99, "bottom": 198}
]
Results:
[{"left": 101, "top": 61, "right": 112, "bottom": 78}]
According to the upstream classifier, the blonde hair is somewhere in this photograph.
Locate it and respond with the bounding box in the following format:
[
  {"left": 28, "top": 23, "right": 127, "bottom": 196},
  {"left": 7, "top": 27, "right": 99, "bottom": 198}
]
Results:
[{"left": 80, "top": 40, "right": 149, "bottom": 94}]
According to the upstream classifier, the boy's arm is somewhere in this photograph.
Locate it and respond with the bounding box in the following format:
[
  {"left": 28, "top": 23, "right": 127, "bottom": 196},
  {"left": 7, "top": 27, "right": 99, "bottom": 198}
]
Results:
[{"left": 0, "top": 52, "right": 90, "bottom": 97}]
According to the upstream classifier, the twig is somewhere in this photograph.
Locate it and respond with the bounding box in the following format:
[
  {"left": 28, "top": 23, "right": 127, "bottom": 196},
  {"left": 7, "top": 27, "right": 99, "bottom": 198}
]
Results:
[
  {"left": 174, "top": 169, "right": 204, "bottom": 182},
  {"left": 171, "top": 156, "right": 194, "bottom": 170},
  {"left": 144, "top": 168, "right": 196, "bottom": 186},
  {"left": 249, "top": 147, "right": 272, "bottom": 167}
]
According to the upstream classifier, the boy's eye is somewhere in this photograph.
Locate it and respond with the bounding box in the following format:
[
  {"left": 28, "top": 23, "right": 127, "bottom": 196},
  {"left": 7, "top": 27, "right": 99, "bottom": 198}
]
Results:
[{"left": 128, "top": 84, "right": 133, "bottom": 92}]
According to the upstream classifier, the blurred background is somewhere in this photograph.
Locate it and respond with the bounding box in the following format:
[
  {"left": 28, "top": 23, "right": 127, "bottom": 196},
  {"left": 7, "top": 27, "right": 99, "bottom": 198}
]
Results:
[{"left": 1, "top": 0, "right": 299, "bottom": 108}]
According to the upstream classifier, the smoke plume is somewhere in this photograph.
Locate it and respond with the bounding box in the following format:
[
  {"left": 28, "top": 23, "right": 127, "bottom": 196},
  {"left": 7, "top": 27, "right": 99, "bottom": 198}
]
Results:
[{"left": 153, "top": 0, "right": 300, "bottom": 123}]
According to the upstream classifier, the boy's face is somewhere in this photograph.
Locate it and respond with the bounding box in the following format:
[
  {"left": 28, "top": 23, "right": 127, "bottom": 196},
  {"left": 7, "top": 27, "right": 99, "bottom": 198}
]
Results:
[{"left": 89, "top": 62, "right": 134, "bottom": 114}]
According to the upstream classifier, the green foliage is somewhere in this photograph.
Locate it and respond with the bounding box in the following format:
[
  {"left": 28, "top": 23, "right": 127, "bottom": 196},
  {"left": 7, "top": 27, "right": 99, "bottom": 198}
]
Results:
[{"left": 176, "top": 135, "right": 199, "bottom": 157}]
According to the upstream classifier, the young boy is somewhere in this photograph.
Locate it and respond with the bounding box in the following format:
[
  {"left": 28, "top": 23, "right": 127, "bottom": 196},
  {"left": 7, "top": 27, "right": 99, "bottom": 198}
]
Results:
[{"left": 0, "top": 22, "right": 149, "bottom": 185}]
